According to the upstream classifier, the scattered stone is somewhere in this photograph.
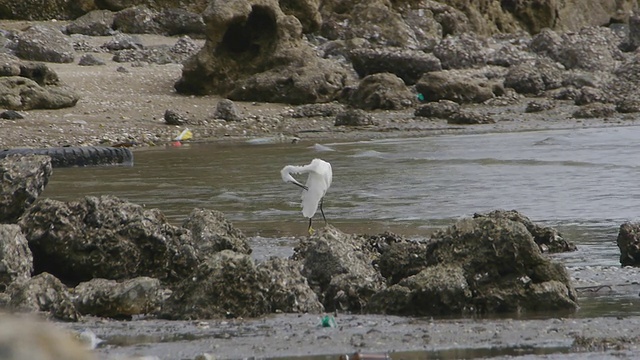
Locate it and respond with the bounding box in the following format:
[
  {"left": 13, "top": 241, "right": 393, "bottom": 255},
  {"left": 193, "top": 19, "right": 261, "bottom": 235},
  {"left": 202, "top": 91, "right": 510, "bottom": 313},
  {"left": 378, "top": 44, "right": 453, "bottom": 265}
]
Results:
[
  {"left": 414, "top": 99, "right": 460, "bottom": 118},
  {"left": 113, "top": 6, "right": 161, "bottom": 34},
  {"left": 415, "top": 70, "right": 498, "bottom": 104},
  {"left": 525, "top": 100, "right": 555, "bottom": 113},
  {"left": 7, "top": 272, "right": 80, "bottom": 321},
  {"left": 213, "top": 99, "right": 242, "bottom": 122},
  {"left": 0, "top": 224, "right": 33, "bottom": 289},
  {"left": 0, "top": 76, "right": 80, "bottom": 110},
  {"left": 348, "top": 72, "right": 414, "bottom": 110},
  {"left": 78, "top": 54, "right": 106, "bottom": 66},
  {"left": 572, "top": 103, "right": 616, "bottom": 119},
  {"left": 448, "top": 110, "right": 495, "bottom": 125},
  {"left": 0, "top": 155, "right": 51, "bottom": 223},
  {"left": 334, "top": 108, "right": 375, "bottom": 126},
  {"left": 115, "top": 66, "right": 128, "bottom": 73},
  {"left": 65, "top": 9, "right": 115, "bottom": 36},
  {"left": 102, "top": 33, "right": 143, "bottom": 51},
  {"left": 14, "top": 25, "right": 75, "bottom": 63},
  {"left": 288, "top": 103, "right": 344, "bottom": 118},
  {"left": 182, "top": 208, "right": 251, "bottom": 255},
  {"left": 164, "top": 109, "right": 187, "bottom": 125},
  {"left": 0, "top": 110, "right": 24, "bottom": 119},
  {"left": 73, "top": 277, "right": 169, "bottom": 319}
]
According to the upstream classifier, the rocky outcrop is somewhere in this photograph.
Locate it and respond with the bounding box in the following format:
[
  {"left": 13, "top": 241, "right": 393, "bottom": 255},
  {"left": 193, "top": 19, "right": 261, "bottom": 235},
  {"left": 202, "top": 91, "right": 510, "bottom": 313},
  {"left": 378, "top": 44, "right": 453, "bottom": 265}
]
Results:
[
  {"left": 19, "top": 195, "right": 199, "bottom": 284},
  {"left": 367, "top": 216, "right": 578, "bottom": 316},
  {"left": 473, "top": 210, "right": 577, "bottom": 253},
  {"left": 258, "top": 257, "right": 324, "bottom": 314},
  {"left": 0, "top": 155, "right": 52, "bottom": 223},
  {"left": 348, "top": 72, "right": 414, "bottom": 110},
  {"left": 174, "top": 0, "right": 353, "bottom": 104},
  {"left": 349, "top": 48, "right": 441, "bottom": 85},
  {"left": 73, "top": 277, "right": 170, "bottom": 318},
  {"left": 416, "top": 70, "right": 501, "bottom": 104},
  {"left": 293, "top": 226, "right": 385, "bottom": 312},
  {"left": 0, "top": 224, "right": 33, "bottom": 288},
  {"left": 182, "top": 208, "right": 252, "bottom": 256},
  {"left": 6, "top": 272, "right": 80, "bottom": 321},
  {"left": 617, "top": 222, "right": 640, "bottom": 267}
]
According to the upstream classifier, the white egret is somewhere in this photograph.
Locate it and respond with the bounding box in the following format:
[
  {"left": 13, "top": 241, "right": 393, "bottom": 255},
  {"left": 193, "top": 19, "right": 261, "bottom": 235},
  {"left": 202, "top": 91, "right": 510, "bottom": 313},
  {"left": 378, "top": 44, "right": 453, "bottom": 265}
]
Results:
[{"left": 281, "top": 158, "right": 332, "bottom": 233}]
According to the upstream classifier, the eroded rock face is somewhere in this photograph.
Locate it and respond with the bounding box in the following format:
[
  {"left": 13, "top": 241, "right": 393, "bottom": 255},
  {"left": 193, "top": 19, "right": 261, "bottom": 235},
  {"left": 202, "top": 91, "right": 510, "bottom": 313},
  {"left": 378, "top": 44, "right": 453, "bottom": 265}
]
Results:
[
  {"left": 7, "top": 272, "right": 80, "bottom": 321},
  {"left": 368, "top": 216, "right": 578, "bottom": 316},
  {"left": 182, "top": 208, "right": 251, "bottom": 256},
  {"left": 0, "top": 224, "right": 33, "bottom": 289},
  {"left": 73, "top": 277, "right": 169, "bottom": 318},
  {"left": 19, "top": 195, "right": 199, "bottom": 284},
  {"left": 0, "top": 155, "right": 52, "bottom": 223},
  {"left": 160, "top": 250, "right": 271, "bottom": 319},
  {"left": 175, "top": 0, "right": 353, "bottom": 104},
  {"left": 293, "top": 226, "right": 385, "bottom": 312}
]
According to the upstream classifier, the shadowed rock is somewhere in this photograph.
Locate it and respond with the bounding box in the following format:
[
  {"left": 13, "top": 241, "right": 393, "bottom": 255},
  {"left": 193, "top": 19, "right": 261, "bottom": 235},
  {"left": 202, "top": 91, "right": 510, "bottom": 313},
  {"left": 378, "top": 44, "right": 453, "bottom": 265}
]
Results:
[
  {"left": 0, "top": 77, "right": 79, "bottom": 110},
  {"left": 65, "top": 9, "right": 115, "bottom": 36},
  {"left": 19, "top": 195, "right": 199, "bottom": 284},
  {"left": 0, "top": 155, "right": 51, "bottom": 223},
  {"left": 175, "top": 0, "right": 352, "bottom": 104},
  {"left": 349, "top": 48, "right": 441, "bottom": 85},
  {"left": 73, "top": 277, "right": 170, "bottom": 319},
  {"left": 348, "top": 72, "right": 414, "bottom": 110}
]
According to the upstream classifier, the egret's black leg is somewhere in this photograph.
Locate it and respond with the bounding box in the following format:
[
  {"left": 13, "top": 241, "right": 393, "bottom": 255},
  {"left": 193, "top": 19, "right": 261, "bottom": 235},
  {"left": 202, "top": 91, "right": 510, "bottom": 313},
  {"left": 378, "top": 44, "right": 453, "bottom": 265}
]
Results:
[
  {"left": 320, "top": 197, "right": 327, "bottom": 224},
  {"left": 308, "top": 217, "right": 313, "bottom": 234}
]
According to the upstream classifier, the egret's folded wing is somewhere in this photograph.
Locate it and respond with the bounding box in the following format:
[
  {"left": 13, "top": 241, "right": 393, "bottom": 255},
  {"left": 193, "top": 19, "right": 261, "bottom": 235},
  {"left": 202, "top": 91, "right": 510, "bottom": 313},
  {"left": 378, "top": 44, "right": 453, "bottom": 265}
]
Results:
[{"left": 301, "top": 173, "right": 325, "bottom": 218}]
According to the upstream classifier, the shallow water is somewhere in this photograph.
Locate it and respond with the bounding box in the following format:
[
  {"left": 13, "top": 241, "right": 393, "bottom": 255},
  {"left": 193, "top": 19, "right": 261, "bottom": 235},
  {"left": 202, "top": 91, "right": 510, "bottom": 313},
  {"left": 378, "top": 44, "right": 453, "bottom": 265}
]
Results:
[{"left": 42, "top": 125, "right": 640, "bottom": 318}]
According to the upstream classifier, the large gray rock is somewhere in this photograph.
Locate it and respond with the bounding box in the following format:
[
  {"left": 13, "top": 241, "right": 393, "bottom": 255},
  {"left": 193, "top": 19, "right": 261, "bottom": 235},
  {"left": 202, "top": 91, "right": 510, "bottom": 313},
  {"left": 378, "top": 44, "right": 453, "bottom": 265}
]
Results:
[
  {"left": 0, "top": 315, "right": 96, "bottom": 360},
  {"left": 113, "top": 6, "right": 161, "bottom": 34},
  {"left": 0, "top": 224, "right": 33, "bottom": 288},
  {"left": 19, "top": 195, "right": 199, "bottom": 284},
  {"left": 0, "top": 77, "right": 79, "bottom": 110},
  {"left": 65, "top": 9, "right": 115, "bottom": 36},
  {"left": 368, "top": 216, "right": 578, "bottom": 316},
  {"left": 154, "top": 8, "right": 207, "bottom": 36},
  {"left": 348, "top": 72, "right": 414, "bottom": 110},
  {"left": 503, "top": 59, "right": 564, "bottom": 95},
  {"left": 415, "top": 70, "right": 499, "bottom": 104},
  {"left": 73, "top": 277, "right": 169, "bottom": 318},
  {"left": 175, "top": 0, "right": 353, "bottom": 104},
  {"left": 293, "top": 225, "right": 385, "bottom": 312},
  {"left": 0, "top": 155, "right": 51, "bottom": 223},
  {"left": 7, "top": 272, "right": 80, "bottom": 321},
  {"left": 258, "top": 257, "right": 324, "bottom": 314},
  {"left": 14, "top": 25, "right": 75, "bottom": 63},
  {"left": 160, "top": 250, "right": 271, "bottom": 319},
  {"left": 433, "top": 33, "right": 490, "bottom": 69},
  {"left": 349, "top": 48, "right": 441, "bottom": 85},
  {"left": 182, "top": 208, "right": 251, "bottom": 256}
]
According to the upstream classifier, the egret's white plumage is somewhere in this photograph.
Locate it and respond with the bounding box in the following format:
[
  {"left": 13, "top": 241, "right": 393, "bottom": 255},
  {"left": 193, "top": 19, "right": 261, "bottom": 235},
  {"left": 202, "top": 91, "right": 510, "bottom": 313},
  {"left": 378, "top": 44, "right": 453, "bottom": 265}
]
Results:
[{"left": 281, "top": 159, "right": 332, "bottom": 231}]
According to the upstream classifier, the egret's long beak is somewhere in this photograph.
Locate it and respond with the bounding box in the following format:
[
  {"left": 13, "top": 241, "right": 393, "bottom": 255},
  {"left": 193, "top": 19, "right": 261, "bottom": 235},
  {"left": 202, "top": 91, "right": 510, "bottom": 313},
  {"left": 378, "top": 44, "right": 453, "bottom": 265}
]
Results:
[{"left": 291, "top": 181, "right": 308, "bottom": 191}]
